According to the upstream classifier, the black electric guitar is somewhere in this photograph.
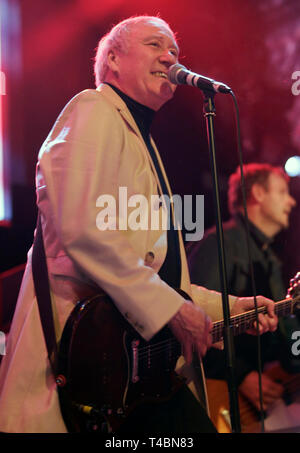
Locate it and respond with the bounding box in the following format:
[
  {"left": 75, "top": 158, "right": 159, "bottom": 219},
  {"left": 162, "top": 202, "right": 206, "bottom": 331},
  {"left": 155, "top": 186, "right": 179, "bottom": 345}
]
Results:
[{"left": 56, "top": 273, "right": 300, "bottom": 433}]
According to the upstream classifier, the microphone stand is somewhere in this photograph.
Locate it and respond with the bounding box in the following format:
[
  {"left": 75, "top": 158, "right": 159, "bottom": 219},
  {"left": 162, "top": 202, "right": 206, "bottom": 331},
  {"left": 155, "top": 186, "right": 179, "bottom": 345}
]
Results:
[{"left": 201, "top": 89, "right": 241, "bottom": 433}]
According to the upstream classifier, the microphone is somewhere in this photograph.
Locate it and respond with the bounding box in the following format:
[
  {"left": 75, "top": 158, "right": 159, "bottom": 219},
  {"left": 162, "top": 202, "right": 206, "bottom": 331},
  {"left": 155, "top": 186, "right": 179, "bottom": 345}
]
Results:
[{"left": 168, "top": 63, "right": 232, "bottom": 94}]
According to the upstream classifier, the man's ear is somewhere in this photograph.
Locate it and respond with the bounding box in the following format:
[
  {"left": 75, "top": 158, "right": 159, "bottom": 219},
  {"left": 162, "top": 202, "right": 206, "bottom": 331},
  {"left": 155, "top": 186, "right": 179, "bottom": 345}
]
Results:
[
  {"left": 251, "top": 183, "right": 266, "bottom": 203},
  {"left": 107, "top": 49, "right": 120, "bottom": 74}
]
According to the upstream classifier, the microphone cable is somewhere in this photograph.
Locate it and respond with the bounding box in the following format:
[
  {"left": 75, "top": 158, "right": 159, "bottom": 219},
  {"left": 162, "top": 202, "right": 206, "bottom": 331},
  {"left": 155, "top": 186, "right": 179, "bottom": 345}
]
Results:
[{"left": 229, "top": 90, "right": 265, "bottom": 433}]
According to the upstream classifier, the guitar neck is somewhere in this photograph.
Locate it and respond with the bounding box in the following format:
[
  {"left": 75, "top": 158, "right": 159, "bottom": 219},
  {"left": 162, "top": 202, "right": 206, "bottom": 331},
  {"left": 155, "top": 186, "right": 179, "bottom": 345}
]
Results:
[{"left": 211, "top": 297, "right": 293, "bottom": 343}]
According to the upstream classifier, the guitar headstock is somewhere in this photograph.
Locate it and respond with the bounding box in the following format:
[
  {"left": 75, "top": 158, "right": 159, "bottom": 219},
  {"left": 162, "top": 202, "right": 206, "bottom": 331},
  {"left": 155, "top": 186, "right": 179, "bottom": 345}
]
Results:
[{"left": 287, "top": 272, "right": 300, "bottom": 313}]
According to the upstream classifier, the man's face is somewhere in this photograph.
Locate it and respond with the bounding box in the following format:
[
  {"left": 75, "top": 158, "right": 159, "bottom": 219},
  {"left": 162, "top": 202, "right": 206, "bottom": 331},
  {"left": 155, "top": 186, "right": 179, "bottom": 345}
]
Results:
[
  {"left": 259, "top": 173, "right": 296, "bottom": 233},
  {"left": 108, "top": 21, "right": 179, "bottom": 110}
]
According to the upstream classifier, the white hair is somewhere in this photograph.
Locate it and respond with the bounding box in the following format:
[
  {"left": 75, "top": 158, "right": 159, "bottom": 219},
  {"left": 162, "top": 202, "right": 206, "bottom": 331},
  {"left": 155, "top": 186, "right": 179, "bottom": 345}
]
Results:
[{"left": 94, "top": 15, "right": 176, "bottom": 87}]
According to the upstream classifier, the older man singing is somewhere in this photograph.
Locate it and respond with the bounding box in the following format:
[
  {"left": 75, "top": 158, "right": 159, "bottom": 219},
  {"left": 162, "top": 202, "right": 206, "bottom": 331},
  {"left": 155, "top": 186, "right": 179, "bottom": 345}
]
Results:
[{"left": 0, "top": 16, "right": 277, "bottom": 433}]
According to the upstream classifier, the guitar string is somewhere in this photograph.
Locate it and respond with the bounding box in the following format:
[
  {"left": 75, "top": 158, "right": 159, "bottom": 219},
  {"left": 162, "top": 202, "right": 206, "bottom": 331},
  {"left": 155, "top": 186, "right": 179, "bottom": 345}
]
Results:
[
  {"left": 137, "top": 306, "right": 292, "bottom": 357},
  {"left": 136, "top": 300, "right": 294, "bottom": 359},
  {"left": 137, "top": 338, "right": 180, "bottom": 359},
  {"left": 137, "top": 300, "right": 292, "bottom": 352}
]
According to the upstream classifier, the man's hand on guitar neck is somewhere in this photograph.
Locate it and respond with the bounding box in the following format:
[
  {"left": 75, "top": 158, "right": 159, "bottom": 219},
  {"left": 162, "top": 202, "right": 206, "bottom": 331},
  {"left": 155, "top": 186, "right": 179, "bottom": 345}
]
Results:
[
  {"left": 168, "top": 295, "right": 278, "bottom": 365},
  {"left": 231, "top": 296, "right": 278, "bottom": 334},
  {"left": 168, "top": 301, "right": 212, "bottom": 365}
]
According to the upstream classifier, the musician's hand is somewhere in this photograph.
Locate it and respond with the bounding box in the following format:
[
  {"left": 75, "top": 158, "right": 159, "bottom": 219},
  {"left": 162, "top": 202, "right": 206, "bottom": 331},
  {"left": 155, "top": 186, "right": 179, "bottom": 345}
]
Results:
[
  {"left": 231, "top": 296, "right": 278, "bottom": 334},
  {"left": 168, "top": 301, "right": 212, "bottom": 364},
  {"left": 239, "top": 371, "right": 284, "bottom": 411}
]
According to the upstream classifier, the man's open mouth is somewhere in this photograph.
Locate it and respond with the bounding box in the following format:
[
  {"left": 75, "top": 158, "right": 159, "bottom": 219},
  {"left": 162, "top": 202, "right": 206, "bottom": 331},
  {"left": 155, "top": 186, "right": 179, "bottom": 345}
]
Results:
[{"left": 151, "top": 71, "right": 168, "bottom": 79}]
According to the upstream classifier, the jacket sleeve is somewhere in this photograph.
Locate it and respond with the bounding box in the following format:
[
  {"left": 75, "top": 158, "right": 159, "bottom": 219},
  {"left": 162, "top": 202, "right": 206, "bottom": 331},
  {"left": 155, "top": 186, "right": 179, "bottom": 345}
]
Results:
[{"left": 37, "top": 90, "right": 184, "bottom": 341}]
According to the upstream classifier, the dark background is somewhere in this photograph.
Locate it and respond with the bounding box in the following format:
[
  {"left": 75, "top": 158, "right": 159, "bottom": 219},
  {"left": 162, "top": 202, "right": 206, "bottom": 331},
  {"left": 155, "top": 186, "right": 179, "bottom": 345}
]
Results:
[{"left": 1, "top": 0, "right": 300, "bottom": 290}]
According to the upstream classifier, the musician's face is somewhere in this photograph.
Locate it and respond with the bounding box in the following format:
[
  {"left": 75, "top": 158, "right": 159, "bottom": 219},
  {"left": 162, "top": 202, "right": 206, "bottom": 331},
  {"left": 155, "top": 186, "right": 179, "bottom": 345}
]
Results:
[
  {"left": 107, "top": 21, "right": 179, "bottom": 110},
  {"left": 259, "top": 173, "right": 296, "bottom": 234}
]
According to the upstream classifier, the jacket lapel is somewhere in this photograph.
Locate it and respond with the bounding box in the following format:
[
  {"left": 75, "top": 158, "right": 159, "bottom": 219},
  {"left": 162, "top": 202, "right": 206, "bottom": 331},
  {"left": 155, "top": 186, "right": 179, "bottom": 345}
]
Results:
[{"left": 97, "top": 84, "right": 168, "bottom": 199}]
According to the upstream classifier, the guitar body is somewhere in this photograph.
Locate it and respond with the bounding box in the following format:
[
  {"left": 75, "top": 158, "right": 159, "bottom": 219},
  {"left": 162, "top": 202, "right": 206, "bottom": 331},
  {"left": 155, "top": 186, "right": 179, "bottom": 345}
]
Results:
[
  {"left": 207, "top": 365, "right": 300, "bottom": 433},
  {"left": 206, "top": 378, "right": 262, "bottom": 433},
  {"left": 57, "top": 293, "right": 184, "bottom": 432}
]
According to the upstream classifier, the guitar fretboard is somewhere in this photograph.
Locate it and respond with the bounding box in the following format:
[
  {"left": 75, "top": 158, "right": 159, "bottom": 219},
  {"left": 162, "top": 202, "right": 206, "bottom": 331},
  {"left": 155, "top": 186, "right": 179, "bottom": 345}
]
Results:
[
  {"left": 136, "top": 296, "right": 298, "bottom": 362},
  {"left": 211, "top": 297, "right": 293, "bottom": 343}
]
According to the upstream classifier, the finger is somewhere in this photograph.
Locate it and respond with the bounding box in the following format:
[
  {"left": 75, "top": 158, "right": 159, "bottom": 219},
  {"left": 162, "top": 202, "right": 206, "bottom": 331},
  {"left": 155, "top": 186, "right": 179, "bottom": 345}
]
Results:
[
  {"left": 255, "top": 311, "right": 276, "bottom": 334},
  {"left": 199, "top": 343, "right": 208, "bottom": 357},
  {"left": 198, "top": 336, "right": 212, "bottom": 356},
  {"left": 262, "top": 383, "right": 284, "bottom": 398},
  {"left": 257, "top": 314, "right": 268, "bottom": 333},
  {"left": 251, "top": 318, "right": 266, "bottom": 334},
  {"left": 256, "top": 296, "right": 276, "bottom": 318},
  {"left": 258, "top": 313, "right": 278, "bottom": 333},
  {"left": 196, "top": 335, "right": 208, "bottom": 357},
  {"left": 212, "top": 340, "right": 224, "bottom": 350},
  {"left": 267, "top": 314, "right": 278, "bottom": 332},
  {"left": 206, "top": 318, "right": 213, "bottom": 346},
  {"left": 196, "top": 332, "right": 211, "bottom": 357},
  {"left": 207, "top": 318, "right": 213, "bottom": 333},
  {"left": 263, "top": 393, "right": 280, "bottom": 405},
  {"left": 253, "top": 398, "right": 267, "bottom": 411}
]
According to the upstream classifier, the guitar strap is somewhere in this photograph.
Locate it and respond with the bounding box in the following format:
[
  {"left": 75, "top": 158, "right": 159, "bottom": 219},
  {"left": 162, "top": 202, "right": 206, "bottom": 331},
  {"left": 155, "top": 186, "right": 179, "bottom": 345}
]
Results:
[{"left": 31, "top": 212, "right": 58, "bottom": 376}]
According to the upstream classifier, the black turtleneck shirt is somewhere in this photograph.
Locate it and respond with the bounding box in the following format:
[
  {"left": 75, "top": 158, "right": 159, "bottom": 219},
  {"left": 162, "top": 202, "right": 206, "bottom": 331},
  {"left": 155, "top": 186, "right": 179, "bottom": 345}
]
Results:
[{"left": 105, "top": 83, "right": 181, "bottom": 289}]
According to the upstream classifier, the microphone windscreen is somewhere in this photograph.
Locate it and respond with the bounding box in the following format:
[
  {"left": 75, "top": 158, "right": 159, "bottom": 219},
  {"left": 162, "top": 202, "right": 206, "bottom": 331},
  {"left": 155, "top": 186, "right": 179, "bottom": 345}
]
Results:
[{"left": 167, "top": 63, "right": 187, "bottom": 85}]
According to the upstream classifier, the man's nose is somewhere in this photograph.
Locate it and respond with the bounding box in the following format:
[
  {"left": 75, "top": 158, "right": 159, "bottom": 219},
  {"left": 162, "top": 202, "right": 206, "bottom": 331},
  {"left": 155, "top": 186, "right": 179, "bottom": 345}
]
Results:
[
  {"left": 158, "top": 49, "right": 177, "bottom": 67},
  {"left": 289, "top": 194, "right": 297, "bottom": 208}
]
